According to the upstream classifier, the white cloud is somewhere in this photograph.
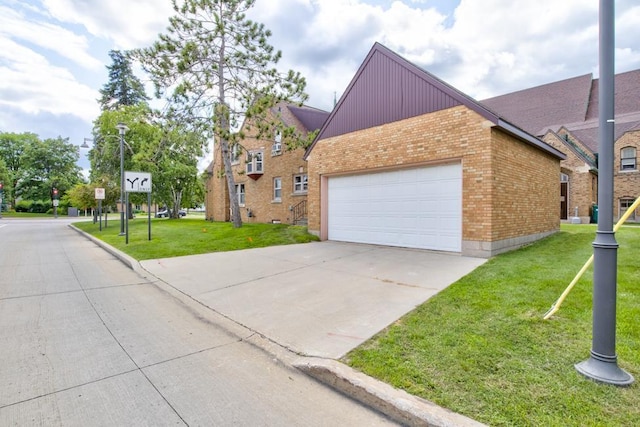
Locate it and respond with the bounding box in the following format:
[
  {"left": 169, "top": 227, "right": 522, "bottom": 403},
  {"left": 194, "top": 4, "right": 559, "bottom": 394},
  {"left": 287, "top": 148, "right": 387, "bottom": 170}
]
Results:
[
  {"left": 0, "top": 37, "right": 99, "bottom": 121},
  {"left": 0, "top": 0, "right": 638, "bottom": 144},
  {"left": 0, "top": 5, "right": 102, "bottom": 70},
  {"left": 42, "top": 0, "right": 173, "bottom": 49}
]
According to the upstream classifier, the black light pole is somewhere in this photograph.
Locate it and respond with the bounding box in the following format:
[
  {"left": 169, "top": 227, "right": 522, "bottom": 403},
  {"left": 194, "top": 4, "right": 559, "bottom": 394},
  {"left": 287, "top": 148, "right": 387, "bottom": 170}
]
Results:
[
  {"left": 575, "top": 0, "right": 633, "bottom": 386},
  {"left": 116, "top": 122, "right": 129, "bottom": 236}
]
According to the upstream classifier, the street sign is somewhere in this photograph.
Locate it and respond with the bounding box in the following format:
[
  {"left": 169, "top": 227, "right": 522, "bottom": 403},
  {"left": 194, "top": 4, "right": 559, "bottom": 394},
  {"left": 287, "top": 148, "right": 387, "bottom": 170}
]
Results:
[
  {"left": 53, "top": 200, "right": 59, "bottom": 207},
  {"left": 124, "top": 171, "right": 152, "bottom": 193},
  {"left": 95, "top": 187, "right": 105, "bottom": 200}
]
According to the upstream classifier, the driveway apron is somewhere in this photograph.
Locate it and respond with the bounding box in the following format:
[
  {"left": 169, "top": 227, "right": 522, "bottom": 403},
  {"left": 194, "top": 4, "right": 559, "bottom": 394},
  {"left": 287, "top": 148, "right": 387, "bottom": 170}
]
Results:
[{"left": 141, "top": 241, "right": 487, "bottom": 359}]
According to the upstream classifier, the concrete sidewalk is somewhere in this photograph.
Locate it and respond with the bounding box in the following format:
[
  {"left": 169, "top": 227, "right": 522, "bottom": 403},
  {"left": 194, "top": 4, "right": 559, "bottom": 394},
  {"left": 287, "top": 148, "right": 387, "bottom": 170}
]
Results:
[
  {"left": 140, "top": 241, "right": 486, "bottom": 360},
  {"left": 72, "top": 225, "right": 488, "bottom": 426}
]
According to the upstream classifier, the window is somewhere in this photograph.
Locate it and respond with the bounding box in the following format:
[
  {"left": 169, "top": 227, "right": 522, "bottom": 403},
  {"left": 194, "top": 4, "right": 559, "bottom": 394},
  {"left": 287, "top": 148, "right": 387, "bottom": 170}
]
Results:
[
  {"left": 273, "top": 177, "right": 282, "bottom": 201},
  {"left": 230, "top": 143, "right": 241, "bottom": 164},
  {"left": 272, "top": 131, "right": 282, "bottom": 156},
  {"left": 235, "top": 184, "right": 245, "bottom": 206},
  {"left": 620, "top": 198, "right": 637, "bottom": 221},
  {"left": 247, "top": 151, "right": 263, "bottom": 174},
  {"left": 621, "top": 147, "right": 637, "bottom": 170},
  {"left": 294, "top": 174, "right": 308, "bottom": 193}
]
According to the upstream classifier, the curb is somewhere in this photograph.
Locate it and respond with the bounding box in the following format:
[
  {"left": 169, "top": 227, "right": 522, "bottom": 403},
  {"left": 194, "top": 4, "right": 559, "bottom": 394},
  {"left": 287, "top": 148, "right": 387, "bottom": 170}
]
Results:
[
  {"left": 69, "top": 224, "right": 486, "bottom": 426},
  {"left": 293, "top": 358, "right": 486, "bottom": 427},
  {"left": 67, "top": 224, "right": 145, "bottom": 275}
]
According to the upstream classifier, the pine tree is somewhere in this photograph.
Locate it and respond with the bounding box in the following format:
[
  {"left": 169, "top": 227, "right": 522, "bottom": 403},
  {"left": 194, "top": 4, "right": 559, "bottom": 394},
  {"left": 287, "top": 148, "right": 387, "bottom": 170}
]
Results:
[
  {"left": 98, "top": 50, "right": 149, "bottom": 111},
  {"left": 132, "top": 0, "right": 308, "bottom": 227}
]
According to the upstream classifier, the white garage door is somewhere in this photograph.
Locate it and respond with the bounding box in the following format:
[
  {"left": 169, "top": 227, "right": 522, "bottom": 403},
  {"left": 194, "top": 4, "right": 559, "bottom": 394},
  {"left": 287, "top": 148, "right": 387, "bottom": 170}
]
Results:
[{"left": 327, "top": 163, "right": 462, "bottom": 252}]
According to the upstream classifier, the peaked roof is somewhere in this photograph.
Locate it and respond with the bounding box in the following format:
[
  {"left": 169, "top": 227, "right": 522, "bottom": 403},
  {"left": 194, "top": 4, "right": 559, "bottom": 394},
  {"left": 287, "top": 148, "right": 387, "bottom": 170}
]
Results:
[
  {"left": 305, "top": 43, "right": 565, "bottom": 160},
  {"left": 270, "top": 103, "right": 329, "bottom": 134},
  {"left": 482, "top": 69, "right": 640, "bottom": 154},
  {"left": 481, "top": 74, "right": 593, "bottom": 136}
]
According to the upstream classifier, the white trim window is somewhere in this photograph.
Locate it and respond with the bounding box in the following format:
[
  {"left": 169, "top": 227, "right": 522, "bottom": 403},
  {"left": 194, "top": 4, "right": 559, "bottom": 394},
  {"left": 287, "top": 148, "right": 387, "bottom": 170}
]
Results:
[
  {"left": 247, "top": 151, "right": 263, "bottom": 174},
  {"left": 273, "top": 177, "right": 282, "bottom": 201},
  {"left": 230, "top": 143, "right": 241, "bottom": 165},
  {"left": 235, "top": 184, "right": 245, "bottom": 206},
  {"left": 272, "top": 131, "right": 282, "bottom": 156},
  {"left": 294, "top": 174, "right": 308, "bottom": 193},
  {"left": 621, "top": 147, "right": 637, "bottom": 170}
]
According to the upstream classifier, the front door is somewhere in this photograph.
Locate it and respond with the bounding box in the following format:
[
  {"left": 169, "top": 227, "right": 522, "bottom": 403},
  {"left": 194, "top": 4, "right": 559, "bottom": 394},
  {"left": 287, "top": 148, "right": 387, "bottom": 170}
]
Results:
[{"left": 560, "top": 182, "right": 568, "bottom": 220}]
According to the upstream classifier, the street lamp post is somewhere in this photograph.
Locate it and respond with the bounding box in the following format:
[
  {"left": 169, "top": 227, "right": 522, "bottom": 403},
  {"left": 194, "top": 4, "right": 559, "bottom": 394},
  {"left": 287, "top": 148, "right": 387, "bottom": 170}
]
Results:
[
  {"left": 115, "top": 123, "right": 129, "bottom": 236},
  {"left": 575, "top": 0, "right": 633, "bottom": 386}
]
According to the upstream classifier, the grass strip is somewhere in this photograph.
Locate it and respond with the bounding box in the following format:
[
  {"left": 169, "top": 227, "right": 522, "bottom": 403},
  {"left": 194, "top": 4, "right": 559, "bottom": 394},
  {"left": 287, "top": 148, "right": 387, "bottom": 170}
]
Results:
[{"left": 345, "top": 224, "right": 640, "bottom": 426}]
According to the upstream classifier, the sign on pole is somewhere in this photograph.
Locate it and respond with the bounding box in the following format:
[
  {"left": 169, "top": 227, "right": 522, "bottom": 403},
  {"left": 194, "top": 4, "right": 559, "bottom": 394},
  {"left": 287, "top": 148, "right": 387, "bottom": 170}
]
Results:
[
  {"left": 124, "top": 171, "right": 152, "bottom": 193},
  {"left": 122, "top": 171, "right": 153, "bottom": 245},
  {"left": 95, "top": 187, "right": 105, "bottom": 200}
]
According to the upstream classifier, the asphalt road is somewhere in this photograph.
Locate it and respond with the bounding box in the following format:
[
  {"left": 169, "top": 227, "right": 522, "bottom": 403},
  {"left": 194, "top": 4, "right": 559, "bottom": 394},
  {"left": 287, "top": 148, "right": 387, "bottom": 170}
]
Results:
[{"left": 0, "top": 218, "right": 396, "bottom": 426}]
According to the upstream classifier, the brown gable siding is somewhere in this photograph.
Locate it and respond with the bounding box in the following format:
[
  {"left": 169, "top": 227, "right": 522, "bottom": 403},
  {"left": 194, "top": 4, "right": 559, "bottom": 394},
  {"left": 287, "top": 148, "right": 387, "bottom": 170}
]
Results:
[{"left": 317, "top": 44, "right": 463, "bottom": 141}]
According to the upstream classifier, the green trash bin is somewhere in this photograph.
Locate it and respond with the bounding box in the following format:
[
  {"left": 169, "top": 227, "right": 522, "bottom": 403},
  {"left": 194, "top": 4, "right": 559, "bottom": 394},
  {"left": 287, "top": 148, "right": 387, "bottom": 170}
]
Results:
[{"left": 591, "top": 204, "right": 598, "bottom": 223}]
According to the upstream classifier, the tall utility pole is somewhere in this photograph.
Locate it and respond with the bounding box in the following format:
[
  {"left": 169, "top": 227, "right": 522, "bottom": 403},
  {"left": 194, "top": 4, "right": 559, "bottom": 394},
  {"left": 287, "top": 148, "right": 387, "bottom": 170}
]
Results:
[
  {"left": 575, "top": 0, "right": 634, "bottom": 386},
  {"left": 116, "top": 122, "right": 129, "bottom": 236}
]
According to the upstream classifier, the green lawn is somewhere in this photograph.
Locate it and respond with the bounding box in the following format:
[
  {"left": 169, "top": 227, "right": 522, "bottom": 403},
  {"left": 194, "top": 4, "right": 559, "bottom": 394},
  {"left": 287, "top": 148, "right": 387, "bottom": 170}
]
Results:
[
  {"left": 345, "top": 224, "right": 639, "bottom": 426},
  {"left": 73, "top": 216, "right": 319, "bottom": 260}
]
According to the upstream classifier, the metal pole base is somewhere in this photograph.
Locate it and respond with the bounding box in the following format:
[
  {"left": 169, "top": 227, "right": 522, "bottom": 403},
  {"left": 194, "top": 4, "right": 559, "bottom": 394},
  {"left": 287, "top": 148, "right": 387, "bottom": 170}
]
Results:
[{"left": 576, "top": 352, "right": 634, "bottom": 386}]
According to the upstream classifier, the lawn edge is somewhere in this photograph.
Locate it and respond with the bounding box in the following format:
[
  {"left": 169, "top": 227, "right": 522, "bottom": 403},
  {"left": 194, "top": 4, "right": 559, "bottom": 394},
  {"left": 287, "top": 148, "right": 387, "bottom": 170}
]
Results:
[
  {"left": 293, "top": 357, "right": 487, "bottom": 427},
  {"left": 68, "top": 224, "right": 144, "bottom": 274}
]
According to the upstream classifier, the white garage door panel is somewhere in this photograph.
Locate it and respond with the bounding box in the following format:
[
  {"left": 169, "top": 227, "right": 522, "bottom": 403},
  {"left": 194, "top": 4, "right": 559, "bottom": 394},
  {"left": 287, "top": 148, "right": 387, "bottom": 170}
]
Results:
[{"left": 328, "top": 164, "right": 462, "bottom": 252}]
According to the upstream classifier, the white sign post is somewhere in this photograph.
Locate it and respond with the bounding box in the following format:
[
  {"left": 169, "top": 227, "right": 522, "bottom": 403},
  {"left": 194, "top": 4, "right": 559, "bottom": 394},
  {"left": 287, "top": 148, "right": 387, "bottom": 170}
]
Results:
[
  {"left": 95, "top": 187, "right": 105, "bottom": 231},
  {"left": 123, "top": 171, "right": 153, "bottom": 243}
]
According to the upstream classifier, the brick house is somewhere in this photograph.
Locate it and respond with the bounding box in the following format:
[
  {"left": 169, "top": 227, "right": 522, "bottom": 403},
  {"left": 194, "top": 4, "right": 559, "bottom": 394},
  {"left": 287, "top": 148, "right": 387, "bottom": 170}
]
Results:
[
  {"left": 304, "top": 43, "right": 566, "bottom": 258},
  {"left": 483, "top": 70, "right": 640, "bottom": 223},
  {"left": 206, "top": 102, "right": 328, "bottom": 224}
]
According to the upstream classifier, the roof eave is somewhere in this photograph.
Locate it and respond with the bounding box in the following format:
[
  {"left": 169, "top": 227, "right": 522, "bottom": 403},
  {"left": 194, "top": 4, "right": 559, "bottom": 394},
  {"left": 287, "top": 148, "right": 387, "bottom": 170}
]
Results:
[{"left": 497, "top": 119, "right": 567, "bottom": 160}]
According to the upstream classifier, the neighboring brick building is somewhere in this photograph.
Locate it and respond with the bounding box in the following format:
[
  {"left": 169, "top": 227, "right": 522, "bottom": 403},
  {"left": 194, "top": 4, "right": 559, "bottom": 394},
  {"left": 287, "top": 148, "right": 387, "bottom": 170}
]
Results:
[
  {"left": 304, "top": 43, "right": 566, "bottom": 258},
  {"left": 206, "top": 102, "right": 328, "bottom": 224},
  {"left": 483, "top": 69, "right": 640, "bottom": 223}
]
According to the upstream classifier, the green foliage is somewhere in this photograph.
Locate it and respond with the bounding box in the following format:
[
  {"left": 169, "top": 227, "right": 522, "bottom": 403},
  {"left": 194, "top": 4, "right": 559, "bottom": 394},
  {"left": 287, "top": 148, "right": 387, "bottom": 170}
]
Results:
[
  {"left": 74, "top": 218, "right": 319, "bottom": 260},
  {"left": 346, "top": 225, "right": 640, "bottom": 426},
  {"left": 0, "top": 131, "right": 39, "bottom": 205},
  {"left": 132, "top": 0, "right": 310, "bottom": 227},
  {"left": 99, "top": 50, "right": 149, "bottom": 111},
  {"left": 15, "top": 200, "right": 31, "bottom": 212},
  {"left": 14, "top": 136, "right": 82, "bottom": 202}
]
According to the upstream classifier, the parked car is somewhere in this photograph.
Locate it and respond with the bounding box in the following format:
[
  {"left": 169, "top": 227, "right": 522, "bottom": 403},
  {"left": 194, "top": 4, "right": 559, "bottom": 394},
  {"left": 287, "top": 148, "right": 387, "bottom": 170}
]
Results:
[{"left": 155, "top": 208, "right": 186, "bottom": 218}]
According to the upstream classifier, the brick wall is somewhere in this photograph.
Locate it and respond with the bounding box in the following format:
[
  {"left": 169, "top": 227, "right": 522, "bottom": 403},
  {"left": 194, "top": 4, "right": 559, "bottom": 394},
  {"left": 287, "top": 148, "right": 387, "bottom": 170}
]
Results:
[
  {"left": 614, "top": 129, "right": 640, "bottom": 221},
  {"left": 206, "top": 127, "right": 308, "bottom": 224},
  {"left": 543, "top": 131, "right": 597, "bottom": 222},
  {"left": 307, "top": 105, "right": 561, "bottom": 256}
]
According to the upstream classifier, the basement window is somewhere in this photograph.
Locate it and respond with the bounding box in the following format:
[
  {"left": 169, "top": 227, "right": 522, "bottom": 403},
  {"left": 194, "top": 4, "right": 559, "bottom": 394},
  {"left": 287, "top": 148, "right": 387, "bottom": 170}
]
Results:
[{"left": 620, "top": 198, "right": 637, "bottom": 221}]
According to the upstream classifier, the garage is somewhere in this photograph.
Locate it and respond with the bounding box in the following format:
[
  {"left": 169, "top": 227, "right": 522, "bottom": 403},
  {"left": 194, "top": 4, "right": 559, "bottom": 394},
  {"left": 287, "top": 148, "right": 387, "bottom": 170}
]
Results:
[{"left": 327, "top": 163, "right": 462, "bottom": 252}]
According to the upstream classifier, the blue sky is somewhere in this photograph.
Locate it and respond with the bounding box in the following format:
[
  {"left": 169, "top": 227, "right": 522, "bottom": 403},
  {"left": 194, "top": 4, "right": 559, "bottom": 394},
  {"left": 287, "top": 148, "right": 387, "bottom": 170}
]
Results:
[{"left": 1, "top": 0, "right": 639, "bottom": 173}]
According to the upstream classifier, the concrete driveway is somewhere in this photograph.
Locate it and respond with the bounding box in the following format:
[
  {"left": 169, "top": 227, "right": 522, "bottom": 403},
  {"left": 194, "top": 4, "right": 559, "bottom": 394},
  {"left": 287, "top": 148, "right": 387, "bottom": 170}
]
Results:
[{"left": 141, "top": 241, "right": 486, "bottom": 359}]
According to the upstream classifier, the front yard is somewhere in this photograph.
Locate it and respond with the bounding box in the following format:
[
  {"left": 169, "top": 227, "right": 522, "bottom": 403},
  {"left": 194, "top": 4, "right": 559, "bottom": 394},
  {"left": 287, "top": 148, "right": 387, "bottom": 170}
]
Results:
[{"left": 345, "top": 224, "right": 639, "bottom": 426}]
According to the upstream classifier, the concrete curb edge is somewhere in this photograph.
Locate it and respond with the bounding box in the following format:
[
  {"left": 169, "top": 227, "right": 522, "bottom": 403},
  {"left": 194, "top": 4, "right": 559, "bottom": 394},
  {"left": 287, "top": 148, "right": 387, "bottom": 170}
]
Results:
[
  {"left": 68, "top": 224, "right": 145, "bottom": 275},
  {"left": 67, "top": 224, "right": 485, "bottom": 426},
  {"left": 293, "top": 357, "right": 486, "bottom": 427}
]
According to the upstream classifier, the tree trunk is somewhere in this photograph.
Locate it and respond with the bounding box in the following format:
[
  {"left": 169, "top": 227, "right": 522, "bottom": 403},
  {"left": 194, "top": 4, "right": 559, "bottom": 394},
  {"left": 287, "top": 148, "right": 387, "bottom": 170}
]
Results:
[
  {"left": 217, "top": 35, "right": 242, "bottom": 228},
  {"left": 220, "top": 137, "right": 242, "bottom": 227}
]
